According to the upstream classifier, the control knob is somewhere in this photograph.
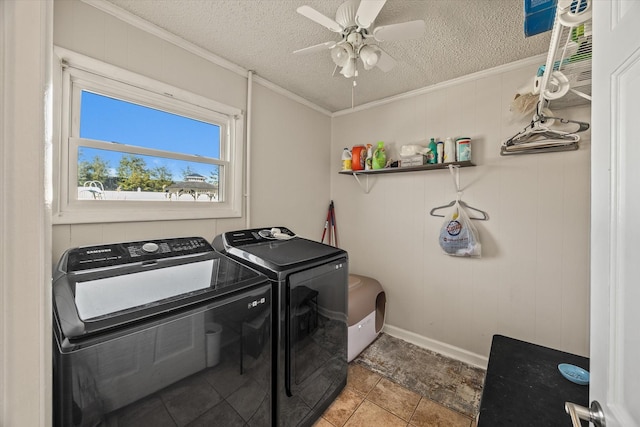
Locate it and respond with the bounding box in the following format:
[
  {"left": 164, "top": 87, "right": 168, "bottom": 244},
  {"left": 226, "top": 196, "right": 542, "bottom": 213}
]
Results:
[{"left": 141, "top": 242, "right": 159, "bottom": 253}]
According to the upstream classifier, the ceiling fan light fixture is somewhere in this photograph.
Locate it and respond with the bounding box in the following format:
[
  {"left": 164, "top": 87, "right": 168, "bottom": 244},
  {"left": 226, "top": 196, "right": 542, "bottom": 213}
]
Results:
[
  {"left": 340, "top": 58, "right": 357, "bottom": 78},
  {"left": 295, "top": 0, "right": 424, "bottom": 80},
  {"left": 359, "top": 45, "right": 380, "bottom": 70},
  {"left": 331, "top": 44, "right": 351, "bottom": 67}
]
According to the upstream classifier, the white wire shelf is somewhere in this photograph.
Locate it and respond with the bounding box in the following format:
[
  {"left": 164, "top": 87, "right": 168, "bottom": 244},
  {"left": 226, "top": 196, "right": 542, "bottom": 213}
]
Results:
[{"left": 538, "top": 0, "right": 592, "bottom": 111}]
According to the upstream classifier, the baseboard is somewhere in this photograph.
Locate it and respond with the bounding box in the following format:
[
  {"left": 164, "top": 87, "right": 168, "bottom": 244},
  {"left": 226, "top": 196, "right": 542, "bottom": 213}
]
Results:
[{"left": 382, "top": 324, "right": 488, "bottom": 370}]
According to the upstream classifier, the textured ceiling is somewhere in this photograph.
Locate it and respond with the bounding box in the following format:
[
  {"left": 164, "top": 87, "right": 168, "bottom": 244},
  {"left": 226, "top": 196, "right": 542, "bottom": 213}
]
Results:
[{"left": 103, "top": 0, "right": 551, "bottom": 112}]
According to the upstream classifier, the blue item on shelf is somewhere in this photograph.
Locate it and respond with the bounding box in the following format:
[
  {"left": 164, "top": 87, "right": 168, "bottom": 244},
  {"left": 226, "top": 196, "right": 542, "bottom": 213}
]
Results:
[{"left": 524, "top": 0, "right": 557, "bottom": 37}]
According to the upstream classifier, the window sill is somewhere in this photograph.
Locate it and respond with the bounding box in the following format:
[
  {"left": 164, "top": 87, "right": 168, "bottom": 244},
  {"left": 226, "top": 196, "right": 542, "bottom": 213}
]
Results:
[{"left": 52, "top": 202, "right": 241, "bottom": 224}]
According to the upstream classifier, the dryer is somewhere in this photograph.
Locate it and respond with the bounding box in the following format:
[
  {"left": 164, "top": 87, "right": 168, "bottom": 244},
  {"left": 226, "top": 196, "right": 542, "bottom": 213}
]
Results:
[{"left": 213, "top": 227, "right": 348, "bottom": 427}]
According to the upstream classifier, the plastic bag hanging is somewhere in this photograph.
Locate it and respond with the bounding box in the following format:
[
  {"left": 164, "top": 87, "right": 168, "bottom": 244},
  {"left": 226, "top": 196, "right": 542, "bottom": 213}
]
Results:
[{"left": 438, "top": 200, "right": 482, "bottom": 257}]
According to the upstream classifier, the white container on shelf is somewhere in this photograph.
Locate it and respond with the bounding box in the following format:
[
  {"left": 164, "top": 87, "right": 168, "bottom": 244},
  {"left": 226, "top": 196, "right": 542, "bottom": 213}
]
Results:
[{"left": 444, "top": 137, "right": 455, "bottom": 162}]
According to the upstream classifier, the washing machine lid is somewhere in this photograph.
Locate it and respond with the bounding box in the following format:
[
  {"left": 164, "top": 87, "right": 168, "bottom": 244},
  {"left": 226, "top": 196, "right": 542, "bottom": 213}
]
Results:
[
  {"left": 53, "top": 237, "right": 267, "bottom": 339},
  {"left": 73, "top": 258, "right": 216, "bottom": 321},
  {"left": 216, "top": 227, "right": 346, "bottom": 274}
]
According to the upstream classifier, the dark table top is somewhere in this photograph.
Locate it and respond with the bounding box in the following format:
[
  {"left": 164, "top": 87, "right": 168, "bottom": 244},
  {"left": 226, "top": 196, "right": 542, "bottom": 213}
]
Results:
[{"left": 477, "top": 335, "right": 590, "bottom": 427}]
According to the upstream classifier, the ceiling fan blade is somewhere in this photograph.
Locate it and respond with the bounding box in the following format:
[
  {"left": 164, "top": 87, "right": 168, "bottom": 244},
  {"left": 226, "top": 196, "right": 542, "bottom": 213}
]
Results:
[
  {"left": 293, "top": 41, "right": 337, "bottom": 55},
  {"left": 355, "top": 0, "right": 386, "bottom": 29},
  {"left": 375, "top": 48, "right": 396, "bottom": 72},
  {"left": 373, "top": 20, "right": 426, "bottom": 42},
  {"left": 297, "top": 5, "right": 343, "bottom": 32}
]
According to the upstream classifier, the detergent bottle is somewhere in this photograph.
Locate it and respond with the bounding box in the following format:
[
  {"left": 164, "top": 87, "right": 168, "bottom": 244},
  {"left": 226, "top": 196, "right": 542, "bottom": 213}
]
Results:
[
  {"left": 365, "top": 144, "right": 373, "bottom": 170},
  {"left": 372, "top": 141, "right": 386, "bottom": 170},
  {"left": 341, "top": 148, "right": 352, "bottom": 171},
  {"left": 427, "top": 138, "right": 437, "bottom": 164},
  {"left": 351, "top": 145, "right": 367, "bottom": 171}
]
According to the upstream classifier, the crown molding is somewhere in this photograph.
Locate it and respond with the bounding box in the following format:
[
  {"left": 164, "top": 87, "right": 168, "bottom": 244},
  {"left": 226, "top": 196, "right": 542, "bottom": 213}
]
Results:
[
  {"left": 332, "top": 53, "right": 548, "bottom": 117},
  {"left": 82, "top": 0, "right": 247, "bottom": 76},
  {"left": 81, "top": 0, "right": 332, "bottom": 117},
  {"left": 252, "top": 75, "right": 332, "bottom": 116},
  {"left": 80, "top": 1, "right": 545, "bottom": 120}
]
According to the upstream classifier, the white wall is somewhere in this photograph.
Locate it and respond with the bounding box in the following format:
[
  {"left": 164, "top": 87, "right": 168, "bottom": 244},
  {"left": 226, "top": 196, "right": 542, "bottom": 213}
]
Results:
[
  {"left": 51, "top": 0, "right": 331, "bottom": 260},
  {"left": 331, "top": 60, "right": 591, "bottom": 363},
  {"left": 249, "top": 82, "right": 331, "bottom": 235}
]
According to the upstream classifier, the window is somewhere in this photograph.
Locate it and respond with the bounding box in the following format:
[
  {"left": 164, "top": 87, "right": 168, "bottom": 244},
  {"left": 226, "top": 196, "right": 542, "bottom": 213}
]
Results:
[{"left": 54, "top": 48, "right": 244, "bottom": 224}]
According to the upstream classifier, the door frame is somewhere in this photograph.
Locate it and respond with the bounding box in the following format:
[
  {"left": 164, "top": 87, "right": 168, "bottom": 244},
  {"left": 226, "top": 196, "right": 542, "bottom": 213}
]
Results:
[{"left": 0, "top": 1, "right": 53, "bottom": 426}]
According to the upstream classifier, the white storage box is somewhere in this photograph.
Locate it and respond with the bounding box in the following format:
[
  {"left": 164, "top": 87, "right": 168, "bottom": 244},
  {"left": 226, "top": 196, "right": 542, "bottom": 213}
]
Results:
[
  {"left": 347, "top": 274, "right": 386, "bottom": 362},
  {"left": 400, "top": 155, "right": 426, "bottom": 167}
]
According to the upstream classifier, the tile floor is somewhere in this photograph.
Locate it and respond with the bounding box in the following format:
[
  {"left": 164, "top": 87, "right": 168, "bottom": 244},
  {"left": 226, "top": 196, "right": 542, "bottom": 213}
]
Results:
[{"left": 314, "top": 333, "right": 486, "bottom": 427}]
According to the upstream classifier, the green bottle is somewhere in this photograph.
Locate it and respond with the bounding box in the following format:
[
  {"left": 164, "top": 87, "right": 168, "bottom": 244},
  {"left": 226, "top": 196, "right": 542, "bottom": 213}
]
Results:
[
  {"left": 427, "top": 138, "right": 437, "bottom": 164},
  {"left": 372, "top": 141, "right": 386, "bottom": 170}
]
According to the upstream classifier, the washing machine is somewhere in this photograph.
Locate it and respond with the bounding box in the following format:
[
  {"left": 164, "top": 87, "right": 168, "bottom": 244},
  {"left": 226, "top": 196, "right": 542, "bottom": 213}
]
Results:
[
  {"left": 52, "top": 237, "right": 272, "bottom": 427},
  {"left": 213, "top": 227, "right": 348, "bottom": 427}
]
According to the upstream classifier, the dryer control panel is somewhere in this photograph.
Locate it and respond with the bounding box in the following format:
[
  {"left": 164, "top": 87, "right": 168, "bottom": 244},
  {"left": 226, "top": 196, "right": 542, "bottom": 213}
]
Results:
[
  {"left": 222, "top": 227, "right": 295, "bottom": 247},
  {"left": 65, "top": 237, "right": 212, "bottom": 272}
]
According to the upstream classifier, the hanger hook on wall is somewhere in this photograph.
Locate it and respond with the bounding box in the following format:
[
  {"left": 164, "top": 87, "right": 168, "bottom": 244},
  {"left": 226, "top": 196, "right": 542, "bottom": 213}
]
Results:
[{"left": 429, "top": 164, "right": 489, "bottom": 221}]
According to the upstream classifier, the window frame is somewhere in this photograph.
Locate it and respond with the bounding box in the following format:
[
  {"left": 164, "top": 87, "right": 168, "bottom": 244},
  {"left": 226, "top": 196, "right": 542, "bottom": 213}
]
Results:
[{"left": 53, "top": 47, "right": 244, "bottom": 224}]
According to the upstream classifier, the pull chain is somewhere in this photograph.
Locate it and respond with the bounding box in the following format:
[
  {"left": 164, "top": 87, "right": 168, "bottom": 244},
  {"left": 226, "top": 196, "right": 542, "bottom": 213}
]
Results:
[{"left": 351, "top": 73, "right": 358, "bottom": 109}]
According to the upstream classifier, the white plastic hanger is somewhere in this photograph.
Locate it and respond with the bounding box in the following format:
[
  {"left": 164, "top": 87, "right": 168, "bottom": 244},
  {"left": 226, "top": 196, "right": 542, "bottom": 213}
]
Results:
[{"left": 501, "top": 111, "right": 589, "bottom": 156}]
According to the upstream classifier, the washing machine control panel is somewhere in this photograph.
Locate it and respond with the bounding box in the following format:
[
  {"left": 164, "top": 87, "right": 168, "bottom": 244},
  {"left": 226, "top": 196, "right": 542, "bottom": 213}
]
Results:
[{"left": 66, "top": 237, "right": 212, "bottom": 272}]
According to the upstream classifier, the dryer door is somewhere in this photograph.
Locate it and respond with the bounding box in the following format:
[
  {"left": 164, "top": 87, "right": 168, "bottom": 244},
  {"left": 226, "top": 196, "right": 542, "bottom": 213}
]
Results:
[{"left": 285, "top": 258, "right": 348, "bottom": 401}]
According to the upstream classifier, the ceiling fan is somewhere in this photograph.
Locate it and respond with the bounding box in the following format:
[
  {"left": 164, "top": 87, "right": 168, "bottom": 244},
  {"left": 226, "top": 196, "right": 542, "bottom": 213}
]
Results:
[{"left": 294, "top": 0, "right": 426, "bottom": 78}]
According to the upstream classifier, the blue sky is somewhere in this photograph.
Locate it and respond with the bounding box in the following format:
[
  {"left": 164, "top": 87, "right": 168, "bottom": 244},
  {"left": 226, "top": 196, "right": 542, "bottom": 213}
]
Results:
[{"left": 79, "top": 91, "right": 220, "bottom": 181}]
